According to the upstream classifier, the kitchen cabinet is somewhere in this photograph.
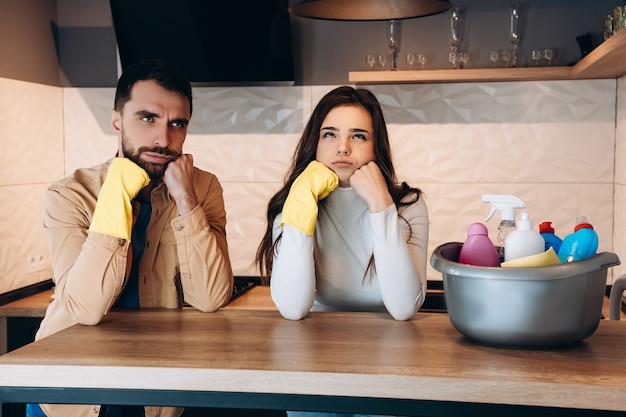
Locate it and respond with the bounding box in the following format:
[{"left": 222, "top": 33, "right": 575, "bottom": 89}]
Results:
[{"left": 349, "top": 24, "right": 626, "bottom": 84}]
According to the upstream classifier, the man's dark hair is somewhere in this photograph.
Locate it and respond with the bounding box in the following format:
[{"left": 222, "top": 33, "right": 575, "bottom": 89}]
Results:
[{"left": 114, "top": 59, "right": 193, "bottom": 116}]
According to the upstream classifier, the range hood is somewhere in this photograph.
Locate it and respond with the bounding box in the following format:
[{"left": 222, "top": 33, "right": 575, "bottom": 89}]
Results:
[{"left": 110, "top": 0, "right": 295, "bottom": 86}]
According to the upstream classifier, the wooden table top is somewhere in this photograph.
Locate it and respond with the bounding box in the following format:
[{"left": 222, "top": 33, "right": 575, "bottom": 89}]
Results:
[
  {"left": 0, "top": 285, "right": 276, "bottom": 318},
  {"left": 1, "top": 308, "right": 626, "bottom": 412},
  {"left": 2, "top": 284, "right": 621, "bottom": 318},
  {"left": 222, "top": 285, "right": 276, "bottom": 310},
  {"left": 0, "top": 289, "right": 54, "bottom": 317}
]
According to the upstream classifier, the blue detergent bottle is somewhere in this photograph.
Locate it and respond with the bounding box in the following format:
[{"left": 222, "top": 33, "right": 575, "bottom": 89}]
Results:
[
  {"left": 538, "top": 221, "right": 562, "bottom": 253},
  {"left": 557, "top": 216, "right": 599, "bottom": 263}
]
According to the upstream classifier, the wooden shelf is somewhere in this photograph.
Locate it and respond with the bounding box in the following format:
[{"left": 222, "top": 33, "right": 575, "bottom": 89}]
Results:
[
  {"left": 571, "top": 25, "right": 626, "bottom": 79},
  {"left": 350, "top": 27, "right": 626, "bottom": 84},
  {"left": 349, "top": 67, "right": 572, "bottom": 84}
]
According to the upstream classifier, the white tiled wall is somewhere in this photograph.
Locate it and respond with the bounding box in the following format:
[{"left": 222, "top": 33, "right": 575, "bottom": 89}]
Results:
[
  {"left": 614, "top": 78, "right": 626, "bottom": 283},
  {"left": 1, "top": 76, "right": 624, "bottom": 294},
  {"left": 0, "top": 78, "right": 63, "bottom": 294}
]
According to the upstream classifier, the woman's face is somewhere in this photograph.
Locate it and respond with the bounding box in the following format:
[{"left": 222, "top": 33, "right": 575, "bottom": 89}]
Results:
[{"left": 315, "top": 105, "right": 376, "bottom": 187}]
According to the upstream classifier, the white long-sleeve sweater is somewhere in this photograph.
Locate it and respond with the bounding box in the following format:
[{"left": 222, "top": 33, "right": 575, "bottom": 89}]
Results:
[{"left": 270, "top": 186, "right": 429, "bottom": 320}]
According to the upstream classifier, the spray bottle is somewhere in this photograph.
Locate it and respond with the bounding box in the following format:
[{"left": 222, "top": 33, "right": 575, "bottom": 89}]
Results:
[{"left": 482, "top": 194, "right": 525, "bottom": 262}]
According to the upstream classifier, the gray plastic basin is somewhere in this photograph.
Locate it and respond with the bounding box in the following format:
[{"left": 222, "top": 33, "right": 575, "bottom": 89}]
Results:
[{"left": 430, "top": 242, "right": 620, "bottom": 348}]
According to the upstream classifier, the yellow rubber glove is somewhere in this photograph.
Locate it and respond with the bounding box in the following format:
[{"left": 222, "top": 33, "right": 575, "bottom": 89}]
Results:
[
  {"left": 89, "top": 158, "right": 151, "bottom": 240},
  {"left": 280, "top": 160, "right": 339, "bottom": 236}
]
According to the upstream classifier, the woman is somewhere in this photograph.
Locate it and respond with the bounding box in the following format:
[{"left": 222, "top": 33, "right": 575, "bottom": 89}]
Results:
[{"left": 256, "top": 86, "right": 428, "bottom": 322}]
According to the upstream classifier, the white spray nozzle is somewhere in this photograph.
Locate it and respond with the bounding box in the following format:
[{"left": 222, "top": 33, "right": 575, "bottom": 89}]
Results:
[{"left": 482, "top": 194, "right": 525, "bottom": 222}]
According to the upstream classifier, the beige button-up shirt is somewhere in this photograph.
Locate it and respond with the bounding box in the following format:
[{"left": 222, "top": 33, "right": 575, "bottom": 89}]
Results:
[{"left": 36, "top": 159, "right": 233, "bottom": 417}]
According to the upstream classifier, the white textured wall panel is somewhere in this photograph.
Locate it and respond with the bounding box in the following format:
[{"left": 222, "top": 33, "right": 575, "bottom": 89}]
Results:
[
  {"left": 369, "top": 81, "right": 616, "bottom": 281},
  {"left": 63, "top": 88, "right": 118, "bottom": 175},
  {"left": 184, "top": 133, "right": 298, "bottom": 184},
  {"left": 222, "top": 182, "right": 282, "bottom": 276},
  {"left": 614, "top": 77, "right": 626, "bottom": 283},
  {"left": 61, "top": 87, "right": 313, "bottom": 276},
  {"left": 0, "top": 78, "right": 64, "bottom": 185},
  {"left": 61, "top": 81, "right": 618, "bottom": 280},
  {"left": 0, "top": 79, "right": 62, "bottom": 292},
  {"left": 0, "top": 78, "right": 612, "bottom": 291},
  {"left": 614, "top": 183, "right": 626, "bottom": 283},
  {"left": 616, "top": 78, "right": 626, "bottom": 187},
  {"left": 189, "top": 87, "right": 312, "bottom": 135},
  {"left": 0, "top": 184, "right": 54, "bottom": 294}
]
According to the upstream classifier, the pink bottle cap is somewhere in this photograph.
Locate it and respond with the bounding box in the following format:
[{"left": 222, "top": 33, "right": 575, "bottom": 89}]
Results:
[{"left": 467, "top": 222, "right": 489, "bottom": 236}]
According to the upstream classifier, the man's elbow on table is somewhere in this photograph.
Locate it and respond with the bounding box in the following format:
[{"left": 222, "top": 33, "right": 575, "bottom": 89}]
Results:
[
  {"left": 186, "top": 291, "right": 232, "bottom": 313},
  {"left": 190, "top": 300, "right": 225, "bottom": 313},
  {"left": 75, "top": 311, "right": 106, "bottom": 326},
  {"left": 62, "top": 298, "right": 108, "bottom": 326}
]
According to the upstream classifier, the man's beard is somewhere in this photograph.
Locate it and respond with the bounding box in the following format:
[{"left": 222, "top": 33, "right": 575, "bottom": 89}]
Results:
[{"left": 121, "top": 133, "right": 179, "bottom": 179}]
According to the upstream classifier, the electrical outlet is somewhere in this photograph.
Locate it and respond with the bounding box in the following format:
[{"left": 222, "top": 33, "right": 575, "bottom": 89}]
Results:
[{"left": 26, "top": 252, "right": 47, "bottom": 274}]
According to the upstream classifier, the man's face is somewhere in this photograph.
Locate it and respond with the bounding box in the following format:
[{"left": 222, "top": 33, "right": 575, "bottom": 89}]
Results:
[{"left": 111, "top": 79, "right": 191, "bottom": 178}]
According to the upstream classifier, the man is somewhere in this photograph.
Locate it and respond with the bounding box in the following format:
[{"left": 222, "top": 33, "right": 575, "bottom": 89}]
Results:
[{"left": 28, "top": 59, "right": 233, "bottom": 417}]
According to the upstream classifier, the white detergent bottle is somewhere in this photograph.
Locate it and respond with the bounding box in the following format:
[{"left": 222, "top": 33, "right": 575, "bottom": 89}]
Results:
[
  {"left": 504, "top": 212, "right": 545, "bottom": 262},
  {"left": 482, "top": 194, "right": 526, "bottom": 262}
]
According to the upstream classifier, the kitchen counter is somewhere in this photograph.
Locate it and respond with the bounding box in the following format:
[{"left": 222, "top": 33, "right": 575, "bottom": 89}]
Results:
[
  {"left": 0, "top": 281, "right": 453, "bottom": 354},
  {"left": 0, "top": 284, "right": 276, "bottom": 354},
  {"left": 0, "top": 309, "right": 625, "bottom": 416}
]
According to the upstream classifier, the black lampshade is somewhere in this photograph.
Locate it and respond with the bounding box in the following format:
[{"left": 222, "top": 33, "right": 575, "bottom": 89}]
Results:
[{"left": 289, "top": 0, "right": 452, "bottom": 21}]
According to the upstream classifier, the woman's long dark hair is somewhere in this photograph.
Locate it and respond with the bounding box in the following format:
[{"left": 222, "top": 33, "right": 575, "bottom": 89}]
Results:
[{"left": 255, "top": 86, "right": 421, "bottom": 283}]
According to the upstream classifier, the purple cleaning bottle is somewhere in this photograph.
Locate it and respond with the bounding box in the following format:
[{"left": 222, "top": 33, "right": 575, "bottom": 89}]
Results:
[{"left": 458, "top": 222, "right": 500, "bottom": 267}]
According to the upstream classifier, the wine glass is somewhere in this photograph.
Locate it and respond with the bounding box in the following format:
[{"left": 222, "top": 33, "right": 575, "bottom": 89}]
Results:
[
  {"left": 448, "top": 51, "right": 458, "bottom": 69},
  {"left": 542, "top": 48, "right": 554, "bottom": 66},
  {"left": 406, "top": 53, "right": 416, "bottom": 68},
  {"left": 501, "top": 50, "right": 512, "bottom": 68},
  {"left": 406, "top": 52, "right": 426, "bottom": 69},
  {"left": 450, "top": 7, "right": 461, "bottom": 69},
  {"left": 378, "top": 54, "right": 389, "bottom": 70},
  {"left": 510, "top": 4, "right": 521, "bottom": 67},
  {"left": 417, "top": 53, "right": 427, "bottom": 69},
  {"left": 387, "top": 20, "right": 402, "bottom": 71},
  {"left": 459, "top": 52, "right": 469, "bottom": 69},
  {"left": 489, "top": 50, "right": 499, "bottom": 67},
  {"left": 604, "top": 14, "right": 614, "bottom": 40},
  {"left": 530, "top": 49, "right": 541, "bottom": 66},
  {"left": 366, "top": 54, "right": 376, "bottom": 69},
  {"left": 614, "top": 6, "right": 626, "bottom": 33}
]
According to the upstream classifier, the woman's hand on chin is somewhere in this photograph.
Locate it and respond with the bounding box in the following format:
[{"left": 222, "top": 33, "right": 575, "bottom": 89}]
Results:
[{"left": 349, "top": 161, "right": 393, "bottom": 213}]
